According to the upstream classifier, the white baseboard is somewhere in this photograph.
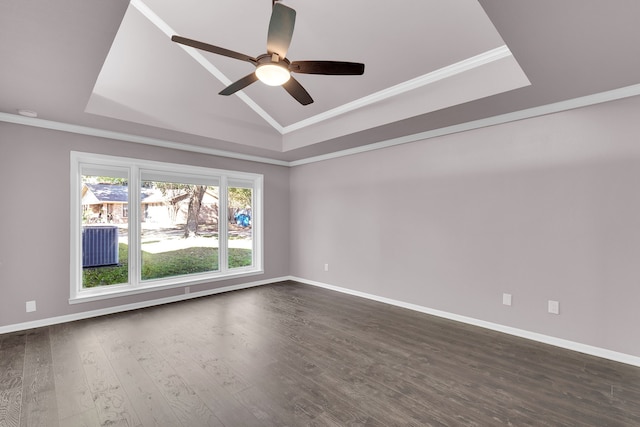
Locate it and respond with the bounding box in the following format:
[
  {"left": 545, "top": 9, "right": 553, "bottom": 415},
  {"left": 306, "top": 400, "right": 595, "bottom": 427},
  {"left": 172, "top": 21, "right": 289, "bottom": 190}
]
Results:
[
  {"left": 290, "top": 276, "right": 640, "bottom": 368},
  {"left": 5, "top": 275, "right": 639, "bottom": 368},
  {"left": 0, "top": 277, "right": 289, "bottom": 335}
]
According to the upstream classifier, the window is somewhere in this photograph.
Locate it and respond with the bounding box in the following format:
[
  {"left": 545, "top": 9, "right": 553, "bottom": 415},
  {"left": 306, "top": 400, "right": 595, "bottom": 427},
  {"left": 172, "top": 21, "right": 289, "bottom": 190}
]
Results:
[
  {"left": 228, "top": 181, "right": 254, "bottom": 270},
  {"left": 70, "top": 152, "right": 263, "bottom": 303}
]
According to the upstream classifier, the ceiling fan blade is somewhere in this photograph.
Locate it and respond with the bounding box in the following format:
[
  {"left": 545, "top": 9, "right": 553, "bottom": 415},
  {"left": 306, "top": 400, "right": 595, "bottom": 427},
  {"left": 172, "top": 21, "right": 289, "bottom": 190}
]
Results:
[
  {"left": 290, "top": 60, "right": 365, "bottom": 75},
  {"left": 267, "top": 3, "right": 296, "bottom": 59},
  {"left": 282, "top": 76, "right": 313, "bottom": 105},
  {"left": 172, "top": 35, "right": 257, "bottom": 64},
  {"left": 219, "top": 73, "right": 259, "bottom": 96}
]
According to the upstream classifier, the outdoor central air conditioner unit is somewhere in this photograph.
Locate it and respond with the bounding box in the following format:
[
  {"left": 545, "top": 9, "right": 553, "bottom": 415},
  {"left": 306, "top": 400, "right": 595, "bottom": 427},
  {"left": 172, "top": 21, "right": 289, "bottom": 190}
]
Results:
[{"left": 82, "top": 225, "right": 119, "bottom": 267}]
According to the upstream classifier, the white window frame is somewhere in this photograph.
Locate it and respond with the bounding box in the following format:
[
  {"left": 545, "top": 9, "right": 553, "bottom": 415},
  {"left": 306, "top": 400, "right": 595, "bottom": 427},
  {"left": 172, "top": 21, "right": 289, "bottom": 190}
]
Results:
[{"left": 70, "top": 151, "right": 263, "bottom": 303}]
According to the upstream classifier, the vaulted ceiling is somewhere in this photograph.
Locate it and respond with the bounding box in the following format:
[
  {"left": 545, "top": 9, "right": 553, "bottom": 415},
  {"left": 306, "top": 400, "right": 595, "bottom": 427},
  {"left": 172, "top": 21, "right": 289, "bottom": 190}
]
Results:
[{"left": 2, "top": 0, "right": 640, "bottom": 163}]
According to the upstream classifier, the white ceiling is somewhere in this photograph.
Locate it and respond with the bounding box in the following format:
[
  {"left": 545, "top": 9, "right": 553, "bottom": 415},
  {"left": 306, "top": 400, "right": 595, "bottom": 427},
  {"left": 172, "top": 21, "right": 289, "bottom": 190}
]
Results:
[
  {"left": 86, "top": 0, "right": 529, "bottom": 153},
  {"left": 2, "top": 0, "right": 640, "bottom": 163}
]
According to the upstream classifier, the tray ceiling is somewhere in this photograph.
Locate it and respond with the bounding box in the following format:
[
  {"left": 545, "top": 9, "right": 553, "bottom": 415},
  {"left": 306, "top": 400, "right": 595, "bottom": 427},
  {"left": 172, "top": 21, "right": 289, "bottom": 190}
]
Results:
[
  {"left": 2, "top": 0, "right": 640, "bottom": 163},
  {"left": 85, "top": 0, "right": 529, "bottom": 152}
]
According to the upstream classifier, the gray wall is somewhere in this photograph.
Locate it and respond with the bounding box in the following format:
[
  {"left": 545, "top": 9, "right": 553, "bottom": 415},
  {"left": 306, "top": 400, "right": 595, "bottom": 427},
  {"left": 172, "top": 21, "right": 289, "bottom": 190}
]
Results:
[
  {"left": 0, "top": 123, "right": 290, "bottom": 327},
  {"left": 290, "top": 95, "right": 640, "bottom": 358},
  {"left": 2, "top": 94, "right": 640, "bottom": 359}
]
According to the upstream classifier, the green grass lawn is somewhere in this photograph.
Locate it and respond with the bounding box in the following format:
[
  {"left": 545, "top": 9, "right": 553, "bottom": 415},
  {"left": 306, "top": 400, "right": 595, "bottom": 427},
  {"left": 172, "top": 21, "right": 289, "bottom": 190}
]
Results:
[{"left": 83, "top": 243, "right": 252, "bottom": 288}]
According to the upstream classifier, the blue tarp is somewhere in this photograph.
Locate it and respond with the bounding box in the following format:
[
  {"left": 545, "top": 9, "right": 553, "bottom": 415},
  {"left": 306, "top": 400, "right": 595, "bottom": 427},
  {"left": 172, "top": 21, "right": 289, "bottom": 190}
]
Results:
[{"left": 235, "top": 211, "right": 251, "bottom": 227}]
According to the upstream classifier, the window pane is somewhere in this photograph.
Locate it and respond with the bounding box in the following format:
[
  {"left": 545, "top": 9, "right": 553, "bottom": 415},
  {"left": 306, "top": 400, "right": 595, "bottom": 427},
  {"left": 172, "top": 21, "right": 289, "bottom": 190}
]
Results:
[
  {"left": 81, "top": 175, "right": 129, "bottom": 288},
  {"left": 228, "top": 186, "right": 253, "bottom": 269},
  {"left": 141, "top": 181, "right": 219, "bottom": 280}
]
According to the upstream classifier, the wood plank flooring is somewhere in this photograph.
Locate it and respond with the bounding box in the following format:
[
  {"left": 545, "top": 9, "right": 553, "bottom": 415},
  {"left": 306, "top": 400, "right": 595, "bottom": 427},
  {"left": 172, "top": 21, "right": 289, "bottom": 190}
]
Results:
[{"left": 1, "top": 280, "right": 640, "bottom": 426}]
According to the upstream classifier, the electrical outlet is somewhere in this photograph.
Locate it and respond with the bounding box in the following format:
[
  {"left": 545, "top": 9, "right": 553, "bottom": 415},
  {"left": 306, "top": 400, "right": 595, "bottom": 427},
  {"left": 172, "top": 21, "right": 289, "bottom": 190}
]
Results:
[
  {"left": 548, "top": 300, "right": 560, "bottom": 315},
  {"left": 502, "top": 293, "right": 512, "bottom": 306},
  {"left": 26, "top": 300, "right": 36, "bottom": 313},
  {"left": 324, "top": 263, "right": 329, "bottom": 272}
]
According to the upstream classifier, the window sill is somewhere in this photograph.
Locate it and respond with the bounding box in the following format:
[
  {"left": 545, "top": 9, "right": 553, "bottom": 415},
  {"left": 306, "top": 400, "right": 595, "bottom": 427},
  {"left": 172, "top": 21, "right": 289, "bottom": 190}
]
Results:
[{"left": 69, "top": 269, "right": 264, "bottom": 304}]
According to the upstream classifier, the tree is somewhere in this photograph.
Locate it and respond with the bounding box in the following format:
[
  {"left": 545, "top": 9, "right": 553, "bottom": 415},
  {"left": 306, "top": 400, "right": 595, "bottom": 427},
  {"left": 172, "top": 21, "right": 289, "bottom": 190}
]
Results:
[
  {"left": 183, "top": 185, "right": 207, "bottom": 238},
  {"left": 153, "top": 182, "right": 211, "bottom": 238},
  {"left": 82, "top": 176, "right": 128, "bottom": 185},
  {"left": 228, "top": 188, "right": 252, "bottom": 208},
  {"left": 228, "top": 188, "right": 252, "bottom": 222}
]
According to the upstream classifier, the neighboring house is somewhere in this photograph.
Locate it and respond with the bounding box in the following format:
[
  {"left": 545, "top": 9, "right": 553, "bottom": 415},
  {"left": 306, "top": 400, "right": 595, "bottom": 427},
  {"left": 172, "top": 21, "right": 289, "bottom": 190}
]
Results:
[
  {"left": 144, "top": 187, "right": 219, "bottom": 226},
  {"left": 82, "top": 183, "right": 133, "bottom": 224},
  {"left": 81, "top": 183, "right": 218, "bottom": 226}
]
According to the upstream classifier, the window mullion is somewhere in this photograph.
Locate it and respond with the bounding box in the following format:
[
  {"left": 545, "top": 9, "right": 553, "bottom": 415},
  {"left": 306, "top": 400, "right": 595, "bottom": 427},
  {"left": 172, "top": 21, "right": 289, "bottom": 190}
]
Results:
[
  {"left": 252, "top": 176, "right": 262, "bottom": 271},
  {"left": 219, "top": 176, "right": 229, "bottom": 274},
  {"left": 70, "top": 156, "right": 83, "bottom": 300},
  {"left": 129, "top": 165, "right": 141, "bottom": 287}
]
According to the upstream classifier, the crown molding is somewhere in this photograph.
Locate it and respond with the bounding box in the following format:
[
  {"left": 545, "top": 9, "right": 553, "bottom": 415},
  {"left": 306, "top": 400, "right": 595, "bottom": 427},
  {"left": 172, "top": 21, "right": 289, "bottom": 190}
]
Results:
[
  {"left": 282, "top": 45, "right": 513, "bottom": 134},
  {"left": 0, "top": 112, "right": 289, "bottom": 166},
  {"left": 289, "top": 82, "right": 640, "bottom": 166},
  {"left": 3, "top": 83, "right": 640, "bottom": 168}
]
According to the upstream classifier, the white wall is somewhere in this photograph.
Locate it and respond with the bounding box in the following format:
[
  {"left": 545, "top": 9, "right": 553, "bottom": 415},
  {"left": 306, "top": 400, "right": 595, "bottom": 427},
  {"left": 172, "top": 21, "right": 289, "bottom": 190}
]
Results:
[{"left": 290, "top": 95, "right": 640, "bottom": 358}]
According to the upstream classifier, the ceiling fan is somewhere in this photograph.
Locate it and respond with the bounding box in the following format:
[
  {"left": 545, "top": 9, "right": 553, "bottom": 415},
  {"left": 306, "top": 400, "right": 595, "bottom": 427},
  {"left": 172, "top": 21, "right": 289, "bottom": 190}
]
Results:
[{"left": 171, "top": 0, "right": 365, "bottom": 105}]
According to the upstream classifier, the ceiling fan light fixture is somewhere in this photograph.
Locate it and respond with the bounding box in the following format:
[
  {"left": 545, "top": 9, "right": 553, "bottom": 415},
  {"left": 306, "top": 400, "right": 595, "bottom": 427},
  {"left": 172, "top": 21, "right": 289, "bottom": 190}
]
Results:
[
  {"left": 256, "top": 63, "right": 291, "bottom": 86},
  {"left": 171, "top": 1, "right": 363, "bottom": 105}
]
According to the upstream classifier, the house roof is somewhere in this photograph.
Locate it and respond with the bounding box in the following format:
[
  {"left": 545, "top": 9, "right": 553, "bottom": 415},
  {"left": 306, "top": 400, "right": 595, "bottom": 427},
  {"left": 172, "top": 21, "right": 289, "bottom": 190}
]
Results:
[
  {"left": 83, "top": 184, "right": 161, "bottom": 204},
  {"left": 2, "top": 0, "right": 640, "bottom": 164},
  {"left": 83, "top": 184, "right": 218, "bottom": 205}
]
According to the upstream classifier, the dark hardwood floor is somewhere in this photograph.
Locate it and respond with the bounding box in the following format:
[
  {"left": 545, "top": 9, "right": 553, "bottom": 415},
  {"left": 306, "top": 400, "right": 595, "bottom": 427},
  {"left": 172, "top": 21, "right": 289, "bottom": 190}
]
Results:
[{"left": 1, "top": 281, "right": 640, "bottom": 426}]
